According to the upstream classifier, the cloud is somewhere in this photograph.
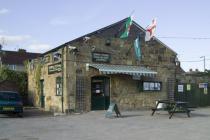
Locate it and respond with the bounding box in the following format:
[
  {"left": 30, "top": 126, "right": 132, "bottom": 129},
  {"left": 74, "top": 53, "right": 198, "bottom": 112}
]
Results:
[
  {"left": 26, "top": 43, "right": 52, "bottom": 53},
  {"left": 0, "top": 8, "right": 9, "bottom": 14},
  {"left": 0, "top": 34, "right": 31, "bottom": 45},
  {"left": 50, "top": 17, "right": 69, "bottom": 26}
]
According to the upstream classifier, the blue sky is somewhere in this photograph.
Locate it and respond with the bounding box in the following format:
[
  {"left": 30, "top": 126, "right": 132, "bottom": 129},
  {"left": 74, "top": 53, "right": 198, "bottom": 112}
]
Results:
[{"left": 0, "top": 0, "right": 210, "bottom": 71}]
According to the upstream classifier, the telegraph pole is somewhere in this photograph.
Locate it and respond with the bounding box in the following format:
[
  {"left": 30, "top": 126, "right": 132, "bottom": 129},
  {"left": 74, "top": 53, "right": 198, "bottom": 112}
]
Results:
[{"left": 200, "top": 56, "right": 206, "bottom": 72}]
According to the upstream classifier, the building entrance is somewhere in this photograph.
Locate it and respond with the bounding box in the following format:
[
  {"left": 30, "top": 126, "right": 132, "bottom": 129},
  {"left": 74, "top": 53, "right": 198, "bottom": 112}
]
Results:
[{"left": 91, "top": 76, "right": 110, "bottom": 110}]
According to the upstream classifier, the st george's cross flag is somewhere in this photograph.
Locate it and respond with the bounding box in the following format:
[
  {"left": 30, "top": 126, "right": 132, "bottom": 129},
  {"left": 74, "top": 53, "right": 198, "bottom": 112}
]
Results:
[{"left": 145, "top": 18, "right": 157, "bottom": 41}]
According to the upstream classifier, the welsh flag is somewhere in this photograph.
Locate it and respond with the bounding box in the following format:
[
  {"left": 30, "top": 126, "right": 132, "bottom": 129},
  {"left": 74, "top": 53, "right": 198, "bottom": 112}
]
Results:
[
  {"left": 145, "top": 18, "right": 157, "bottom": 41},
  {"left": 120, "top": 16, "right": 133, "bottom": 39},
  {"left": 134, "top": 36, "right": 141, "bottom": 60}
]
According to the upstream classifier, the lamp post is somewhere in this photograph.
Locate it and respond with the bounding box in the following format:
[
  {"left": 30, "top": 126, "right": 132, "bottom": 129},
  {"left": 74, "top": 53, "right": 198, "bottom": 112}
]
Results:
[{"left": 200, "top": 56, "right": 206, "bottom": 72}]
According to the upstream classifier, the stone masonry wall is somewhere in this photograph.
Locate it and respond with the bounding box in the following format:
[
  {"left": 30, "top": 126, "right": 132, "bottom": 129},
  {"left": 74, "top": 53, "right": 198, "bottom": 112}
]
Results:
[{"left": 28, "top": 19, "right": 177, "bottom": 112}]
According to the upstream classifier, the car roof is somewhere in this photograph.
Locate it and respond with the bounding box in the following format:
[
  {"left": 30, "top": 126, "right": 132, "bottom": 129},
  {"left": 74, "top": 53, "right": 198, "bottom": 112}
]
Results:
[{"left": 0, "top": 91, "right": 19, "bottom": 94}]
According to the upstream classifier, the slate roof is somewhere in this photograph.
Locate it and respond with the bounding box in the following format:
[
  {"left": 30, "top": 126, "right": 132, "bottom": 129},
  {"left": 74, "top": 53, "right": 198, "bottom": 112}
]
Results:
[{"left": 43, "top": 17, "right": 177, "bottom": 55}]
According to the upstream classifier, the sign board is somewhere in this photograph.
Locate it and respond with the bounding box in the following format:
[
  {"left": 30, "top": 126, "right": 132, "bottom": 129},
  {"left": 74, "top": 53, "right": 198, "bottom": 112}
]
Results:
[
  {"left": 187, "top": 84, "right": 191, "bottom": 91},
  {"left": 178, "top": 85, "right": 184, "bottom": 92},
  {"left": 199, "top": 83, "right": 208, "bottom": 88},
  {"left": 204, "top": 88, "right": 208, "bottom": 95},
  {"left": 92, "top": 52, "right": 111, "bottom": 63},
  {"left": 48, "top": 62, "right": 62, "bottom": 74},
  {"left": 105, "top": 102, "right": 121, "bottom": 118}
]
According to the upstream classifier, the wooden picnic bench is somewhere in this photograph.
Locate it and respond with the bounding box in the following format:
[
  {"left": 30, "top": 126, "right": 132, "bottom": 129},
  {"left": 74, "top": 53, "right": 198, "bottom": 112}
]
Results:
[{"left": 151, "top": 100, "right": 193, "bottom": 119}]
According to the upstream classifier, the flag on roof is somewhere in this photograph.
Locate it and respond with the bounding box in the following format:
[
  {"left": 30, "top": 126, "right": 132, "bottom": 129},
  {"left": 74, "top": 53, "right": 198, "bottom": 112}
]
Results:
[
  {"left": 120, "top": 16, "right": 133, "bottom": 39},
  {"left": 145, "top": 18, "right": 157, "bottom": 42},
  {"left": 133, "top": 36, "right": 141, "bottom": 60}
]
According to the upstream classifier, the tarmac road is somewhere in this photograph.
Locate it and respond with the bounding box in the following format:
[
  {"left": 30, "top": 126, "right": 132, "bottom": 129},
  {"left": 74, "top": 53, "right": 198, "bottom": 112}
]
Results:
[{"left": 0, "top": 107, "right": 210, "bottom": 140}]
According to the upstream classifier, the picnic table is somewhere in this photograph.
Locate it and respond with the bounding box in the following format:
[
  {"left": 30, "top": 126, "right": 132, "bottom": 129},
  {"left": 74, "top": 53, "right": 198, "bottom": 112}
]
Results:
[{"left": 151, "top": 100, "right": 192, "bottom": 119}]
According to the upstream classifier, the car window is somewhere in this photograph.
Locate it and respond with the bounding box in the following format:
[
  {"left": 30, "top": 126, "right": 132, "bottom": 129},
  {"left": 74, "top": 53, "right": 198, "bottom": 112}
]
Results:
[{"left": 0, "top": 92, "right": 21, "bottom": 101}]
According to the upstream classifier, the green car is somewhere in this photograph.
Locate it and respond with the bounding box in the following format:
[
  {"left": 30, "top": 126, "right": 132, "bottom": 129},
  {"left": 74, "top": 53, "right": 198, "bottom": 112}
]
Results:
[{"left": 0, "top": 91, "right": 23, "bottom": 117}]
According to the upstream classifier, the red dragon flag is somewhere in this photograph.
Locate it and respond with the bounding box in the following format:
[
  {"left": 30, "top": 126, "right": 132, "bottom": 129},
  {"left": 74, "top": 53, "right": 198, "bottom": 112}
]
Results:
[
  {"left": 120, "top": 16, "right": 133, "bottom": 39},
  {"left": 145, "top": 18, "right": 157, "bottom": 42}
]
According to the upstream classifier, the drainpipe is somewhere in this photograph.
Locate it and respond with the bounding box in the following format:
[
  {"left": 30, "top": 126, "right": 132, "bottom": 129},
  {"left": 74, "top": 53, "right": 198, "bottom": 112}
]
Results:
[{"left": 61, "top": 48, "right": 64, "bottom": 113}]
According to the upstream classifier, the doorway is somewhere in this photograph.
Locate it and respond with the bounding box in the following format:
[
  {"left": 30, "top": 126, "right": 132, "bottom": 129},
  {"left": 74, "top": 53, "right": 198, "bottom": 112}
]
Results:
[
  {"left": 40, "top": 80, "right": 45, "bottom": 108},
  {"left": 91, "top": 76, "right": 110, "bottom": 110}
]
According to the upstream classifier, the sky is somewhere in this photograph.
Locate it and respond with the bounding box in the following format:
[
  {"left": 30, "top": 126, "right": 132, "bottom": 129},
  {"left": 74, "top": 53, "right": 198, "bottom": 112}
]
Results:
[{"left": 0, "top": 0, "right": 210, "bottom": 71}]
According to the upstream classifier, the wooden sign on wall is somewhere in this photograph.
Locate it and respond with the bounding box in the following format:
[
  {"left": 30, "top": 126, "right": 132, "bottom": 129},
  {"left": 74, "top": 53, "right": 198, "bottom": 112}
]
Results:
[
  {"left": 48, "top": 62, "right": 62, "bottom": 74},
  {"left": 92, "top": 52, "right": 111, "bottom": 63}
]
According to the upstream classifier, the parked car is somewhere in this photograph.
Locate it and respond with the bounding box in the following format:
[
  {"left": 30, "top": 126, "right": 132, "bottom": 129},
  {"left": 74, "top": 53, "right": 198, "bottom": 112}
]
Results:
[{"left": 0, "top": 91, "right": 23, "bottom": 117}]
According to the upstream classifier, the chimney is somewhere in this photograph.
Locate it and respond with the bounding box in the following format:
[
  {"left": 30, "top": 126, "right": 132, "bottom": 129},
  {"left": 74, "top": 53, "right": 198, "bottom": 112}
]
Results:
[{"left": 18, "top": 48, "right": 26, "bottom": 53}]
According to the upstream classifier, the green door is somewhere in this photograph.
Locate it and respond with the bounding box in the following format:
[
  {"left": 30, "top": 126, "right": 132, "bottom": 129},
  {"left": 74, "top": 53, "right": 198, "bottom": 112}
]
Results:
[
  {"left": 40, "top": 80, "right": 45, "bottom": 108},
  {"left": 91, "top": 77, "right": 110, "bottom": 110}
]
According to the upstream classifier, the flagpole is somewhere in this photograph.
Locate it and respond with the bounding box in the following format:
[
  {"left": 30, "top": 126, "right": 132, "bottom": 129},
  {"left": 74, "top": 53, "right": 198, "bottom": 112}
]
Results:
[
  {"left": 129, "top": 10, "right": 135, "bottom": 17},
  {"left": 126, "top": 33, "right": 142, "bottom": 57}
]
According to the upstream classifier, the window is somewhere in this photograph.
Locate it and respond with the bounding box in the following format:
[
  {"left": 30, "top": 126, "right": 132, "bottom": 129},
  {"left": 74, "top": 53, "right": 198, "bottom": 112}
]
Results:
[
  {"left": 143, "top": 81, "right": 161, "bottom": 91},
  {"left": 53, "top": 51, "right": 61, "bottom": 62},
  {"left": 8, "top": 64, "right": 16, "bottom": 70},
  {"left": 56, "top": 77, "right": 62, "bottom": 96}
]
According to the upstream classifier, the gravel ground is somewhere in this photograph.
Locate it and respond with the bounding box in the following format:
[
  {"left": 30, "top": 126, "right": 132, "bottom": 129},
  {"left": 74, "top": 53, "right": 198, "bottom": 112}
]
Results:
[{"left": 0, "top": 107, "right": 210, "bottom": 140}]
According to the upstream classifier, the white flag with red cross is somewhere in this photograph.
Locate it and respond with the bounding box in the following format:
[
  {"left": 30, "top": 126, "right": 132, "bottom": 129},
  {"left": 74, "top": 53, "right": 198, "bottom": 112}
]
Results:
[{"left": 145, "top": 18, "right": 157, "bottom": 42}]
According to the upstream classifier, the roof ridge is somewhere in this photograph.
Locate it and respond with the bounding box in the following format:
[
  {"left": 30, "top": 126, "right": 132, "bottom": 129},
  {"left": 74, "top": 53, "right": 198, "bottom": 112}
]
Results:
[
  {"left": 42, "top": 17, "right": 177, "bottom": 56},
  {"left": 2, "top": 50, "right": 41, "bottom": 54}
]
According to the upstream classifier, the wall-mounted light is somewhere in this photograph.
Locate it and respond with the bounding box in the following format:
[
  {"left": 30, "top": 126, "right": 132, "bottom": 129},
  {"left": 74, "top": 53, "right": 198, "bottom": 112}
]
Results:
[
  {"left": 68, "top": 45, "right": 79, "bottom": 55},
  {"left": 91, "top": 46, "right": 96, "bottom": 52},
  {"left": 83, "top": 36, "right": 90, "bottom": 42}
]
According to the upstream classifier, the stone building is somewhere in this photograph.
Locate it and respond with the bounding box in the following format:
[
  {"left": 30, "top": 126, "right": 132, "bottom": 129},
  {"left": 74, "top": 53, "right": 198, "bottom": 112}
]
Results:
[{"left": 28, "top": 18, "right": 177, "bottom": 113}]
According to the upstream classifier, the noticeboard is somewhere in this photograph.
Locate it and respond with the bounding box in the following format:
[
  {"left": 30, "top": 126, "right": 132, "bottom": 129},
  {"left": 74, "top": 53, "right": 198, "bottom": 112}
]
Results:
[
  {"left": 178, "top": 85, "right": 184, "bottom": 92},
  {"left": 187, "top": 84, "right": 191, "bottom": 91},
  {"left": 204, "top": 88, "right": 208, "bottom": 94},
  {"left": 199, "top": 83, "right": 208, "bottom": 88}
]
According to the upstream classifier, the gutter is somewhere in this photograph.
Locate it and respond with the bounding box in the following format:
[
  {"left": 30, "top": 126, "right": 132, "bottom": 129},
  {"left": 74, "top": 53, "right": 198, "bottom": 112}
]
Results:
[{"left": 61, "top": 48, "right": 64, "bottom": 113}]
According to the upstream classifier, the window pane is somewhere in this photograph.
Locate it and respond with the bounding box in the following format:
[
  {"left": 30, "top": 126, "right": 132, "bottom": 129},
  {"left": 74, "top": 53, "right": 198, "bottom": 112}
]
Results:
[
  {"left": 154, "top": 82, "right": 161, "bottom": 90},
  {"left": 150, "top": 83, "right": 155, "bottom": 90},
  {"left": 143, "top": 82, "right": 150, "bottom": 90},
  {"left": 143, "top": 82, "right": 161, "bottom": 91}
]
